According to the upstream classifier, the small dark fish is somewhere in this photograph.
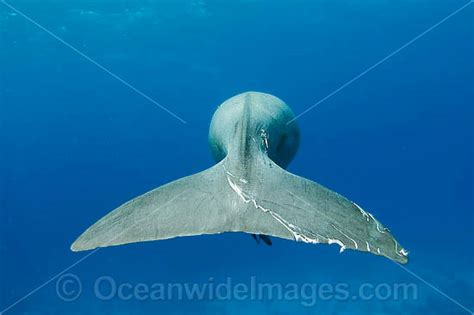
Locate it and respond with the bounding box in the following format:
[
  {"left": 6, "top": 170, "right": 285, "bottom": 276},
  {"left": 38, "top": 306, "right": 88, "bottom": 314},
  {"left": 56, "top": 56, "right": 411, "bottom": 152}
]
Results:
[{"left": 259, "top": 234, "right": 272, "bottom": 246}]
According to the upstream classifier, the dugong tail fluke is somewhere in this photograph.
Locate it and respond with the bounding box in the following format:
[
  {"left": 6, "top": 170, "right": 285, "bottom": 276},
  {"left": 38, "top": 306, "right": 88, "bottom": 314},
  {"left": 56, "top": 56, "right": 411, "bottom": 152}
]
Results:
[{"left": 71, "top": 92, "right": 408, "bottom": 264}]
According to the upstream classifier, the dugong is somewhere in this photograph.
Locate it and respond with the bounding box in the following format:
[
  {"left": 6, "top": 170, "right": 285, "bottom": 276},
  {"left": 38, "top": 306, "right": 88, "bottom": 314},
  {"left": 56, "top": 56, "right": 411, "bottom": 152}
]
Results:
[{"left": 71, "top": 92, "right": 408, "bottom": 264}]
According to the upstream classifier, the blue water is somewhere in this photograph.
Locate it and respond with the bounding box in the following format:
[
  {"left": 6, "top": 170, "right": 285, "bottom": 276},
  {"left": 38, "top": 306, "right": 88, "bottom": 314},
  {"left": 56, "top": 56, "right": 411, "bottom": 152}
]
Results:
[{"left": 1, "top": 0, "right": 473, "bottom": 314}]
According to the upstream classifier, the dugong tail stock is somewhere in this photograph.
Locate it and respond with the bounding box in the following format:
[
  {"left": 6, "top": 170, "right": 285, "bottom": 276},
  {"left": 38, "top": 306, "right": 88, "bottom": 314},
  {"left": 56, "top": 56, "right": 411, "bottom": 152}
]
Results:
[{"left": 71, "top": 92, "right": 408, "bottom": 264}]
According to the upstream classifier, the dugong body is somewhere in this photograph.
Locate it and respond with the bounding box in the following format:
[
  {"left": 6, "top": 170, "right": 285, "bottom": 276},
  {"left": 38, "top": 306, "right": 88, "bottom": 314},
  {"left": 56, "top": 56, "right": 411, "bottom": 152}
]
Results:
[{"left": 72, "top": 92, "right": 408, "bottom": 264}]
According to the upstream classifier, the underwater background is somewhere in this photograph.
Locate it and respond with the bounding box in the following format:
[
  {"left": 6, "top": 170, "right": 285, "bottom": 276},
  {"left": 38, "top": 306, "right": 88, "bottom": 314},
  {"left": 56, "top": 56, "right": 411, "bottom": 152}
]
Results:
[{"left": 1, "top": 0, "right": 473, "bottom": 314}]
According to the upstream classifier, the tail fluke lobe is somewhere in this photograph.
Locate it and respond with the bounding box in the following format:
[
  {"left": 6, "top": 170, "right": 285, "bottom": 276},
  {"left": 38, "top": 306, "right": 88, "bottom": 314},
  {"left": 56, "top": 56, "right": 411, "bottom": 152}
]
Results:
[
  {"left": 226, "top": 157, "right": 409, "bottom": 264},
  {"left": 71, "top": 160, "right": 233, "bottom": 252}
]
